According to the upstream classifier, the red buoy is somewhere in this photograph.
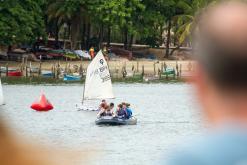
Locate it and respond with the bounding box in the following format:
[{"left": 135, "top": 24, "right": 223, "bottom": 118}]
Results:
[{"left": 31, "top": 94, "right": 53, "bottom": 111}]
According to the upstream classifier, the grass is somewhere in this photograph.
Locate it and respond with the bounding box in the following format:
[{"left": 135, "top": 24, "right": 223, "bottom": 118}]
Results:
[{"left": 0, "top": 75, "right": 186, "bottom": 85}]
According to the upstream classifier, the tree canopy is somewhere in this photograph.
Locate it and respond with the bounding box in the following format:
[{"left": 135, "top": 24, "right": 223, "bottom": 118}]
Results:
[
  {"left": 0, "top": 0, "right": 45, "bottom": 46},
  {"left": 0, "top": 0, "right": 215, "bottom": 56}
]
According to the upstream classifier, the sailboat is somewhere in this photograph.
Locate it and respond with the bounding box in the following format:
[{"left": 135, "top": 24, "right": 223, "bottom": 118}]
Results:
[
  {"left": 77, "top": 50, "right": 137, "bottom": 125},
  {"left": 77, "top": 50, "right": 114, "bottom": 111},
  {"left": 0, "top": 79, "right": 5, "bottom": 105}
]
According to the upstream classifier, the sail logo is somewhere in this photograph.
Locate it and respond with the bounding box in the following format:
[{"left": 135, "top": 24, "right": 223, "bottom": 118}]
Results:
[{"left": 100, "top": 59, "right": 104, "bottom": 65}]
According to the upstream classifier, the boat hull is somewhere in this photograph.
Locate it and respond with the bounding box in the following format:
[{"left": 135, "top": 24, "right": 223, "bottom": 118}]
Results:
[
  {"left": 7, "top": 71, "right": 22, "bottom": 77},
  {"left": 64, "top": 75, "right": 81, "bottom": 81},
  {"left": 95, "top": 116, "right": 137, "bottom": 125}
]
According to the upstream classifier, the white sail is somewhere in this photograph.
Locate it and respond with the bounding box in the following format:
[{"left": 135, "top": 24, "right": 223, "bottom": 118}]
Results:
[
  {"left": 0, "top": 79, "right": 4, "bottom": 105},
  {"left": 83, "top": 50, "right": 114, "bottom": 100}
]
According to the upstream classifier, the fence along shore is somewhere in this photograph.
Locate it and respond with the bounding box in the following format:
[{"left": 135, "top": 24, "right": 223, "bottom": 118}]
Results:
[{"left": 0, "top": 60, "right": 195, "bottom": 81}]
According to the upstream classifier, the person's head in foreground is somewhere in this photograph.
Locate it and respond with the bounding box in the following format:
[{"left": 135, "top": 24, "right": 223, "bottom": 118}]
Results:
[{"left": 167, "top": 1, "right": 247, "bottom": 164}]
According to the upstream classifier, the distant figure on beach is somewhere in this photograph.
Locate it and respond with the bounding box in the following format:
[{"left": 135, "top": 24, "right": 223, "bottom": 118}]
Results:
[
  {"left": 167, "top": 1, "right": 247, "bottom": 165},
  {"left": 89, "top": 47, "right": 95, "bottom": 59}
]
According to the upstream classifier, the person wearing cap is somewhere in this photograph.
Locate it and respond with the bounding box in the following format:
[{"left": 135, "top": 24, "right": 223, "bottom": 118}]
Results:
[{"left": 166, "top": 1, "right": 247, "bottom": 165}]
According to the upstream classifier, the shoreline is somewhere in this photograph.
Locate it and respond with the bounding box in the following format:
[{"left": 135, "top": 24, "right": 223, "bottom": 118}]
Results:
[{"left": 0, "top": 76, "right": 186, "bottom": 85}]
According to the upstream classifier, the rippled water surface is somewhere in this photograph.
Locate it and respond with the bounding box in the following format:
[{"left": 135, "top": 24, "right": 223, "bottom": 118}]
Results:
[{"left": 1, "top": 83, "right": 203, "bottom": 165}]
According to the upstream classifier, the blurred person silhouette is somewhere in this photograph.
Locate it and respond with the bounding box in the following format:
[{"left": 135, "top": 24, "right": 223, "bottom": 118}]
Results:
[
  {"left": 167, "top": 1, "right": 247, "bottom": 165},
  {"left": 0, "top": 114, "right": 88, "bottom": 165}
]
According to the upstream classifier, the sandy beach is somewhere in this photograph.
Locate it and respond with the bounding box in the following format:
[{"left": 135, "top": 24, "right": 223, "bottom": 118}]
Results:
[{"left": 0, "top": 60, "right": 195, "bottom": 75}]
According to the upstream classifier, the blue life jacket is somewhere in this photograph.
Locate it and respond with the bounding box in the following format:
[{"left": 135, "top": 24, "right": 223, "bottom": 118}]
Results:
[
  {"left": 117, "top": 109, "right": 127, "bottom": 118},
  {"left": 126, "top": 108, "right": 132, "bottom": 119}
]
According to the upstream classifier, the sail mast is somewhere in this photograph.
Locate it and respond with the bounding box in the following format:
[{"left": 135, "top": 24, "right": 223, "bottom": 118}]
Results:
[{"left": 82, "top": 79, "right": 86, "bottom": 104}]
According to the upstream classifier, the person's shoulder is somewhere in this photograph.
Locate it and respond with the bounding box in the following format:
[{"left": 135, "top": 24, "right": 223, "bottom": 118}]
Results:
[{"left": 166, "top": 128, "right": 247, "bottom": 165}]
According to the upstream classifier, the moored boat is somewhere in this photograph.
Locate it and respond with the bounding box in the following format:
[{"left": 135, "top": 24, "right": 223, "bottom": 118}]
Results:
[
  {"left": 63, "top": 74, "right": 81, "bottom": 81},
  {"left": 7, "top": 71, "right": 22, "bottom": 77},
  {"left": 41, "top": 71, "right": 53, "bottom": 77},
  {"left": 95, "top": 116, "right": 137, "bottom": 125}
]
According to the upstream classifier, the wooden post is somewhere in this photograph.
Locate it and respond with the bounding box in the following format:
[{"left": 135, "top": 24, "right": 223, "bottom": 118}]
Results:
[
  {"left": 180, "top": 63, "right": 182, "bottom": 77},
  {"left": 38, "top": 62, "right": 42, "bottom": 76},
  {"left": 164, "top": 62, "right": 167, "bottom": 71},
  {"left": 153, "top": 62, "right": 156, "bottom": 75},
  {"left": 176, "top": 61, "right": 179, "bottom": 77},
  {"left": 132, "top": 64, "right": 135, "bottom": 71},
  {"left": 188, "top": 61, "right": 192, "bottom": 71},
  {"left": 25, "top": 64, "right": 28, "bottom": 77},
  {"left": 6, "top": 63, "right": 8, "bottom": 77},
  {"left": 158, "top": 68, "right": 161, "bottom": 79},
  {"left": 53, "top": 63, "right": 56, "bottom": 79},
  {"left": 161, "top": 63, "right": 164, "bottom": 73},
  {"left": 137, "top": 61, "right": 139, "bottom": 72},
  {"left": 29, "top": 62, "right": 32, "bottom": 77},
  {"left": 56, "top": 63, "right": 59, "bottom": 79},
  {"left": 122, "top": 65, "right": 127, "bottom": 78},
  {"left": 141, "top": 65, "right": 144, "bottom": 78}
]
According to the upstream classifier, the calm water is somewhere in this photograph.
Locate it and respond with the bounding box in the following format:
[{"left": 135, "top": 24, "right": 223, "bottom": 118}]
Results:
[{"left": 1, "top": 83, "right": 203, "bottom": 165}]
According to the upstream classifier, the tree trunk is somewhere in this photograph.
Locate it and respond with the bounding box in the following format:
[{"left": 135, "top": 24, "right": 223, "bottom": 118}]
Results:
[
  {"left": 81, "top": 23, "right": 86, "bottom": 49},
  {"left": 165, "top": 18, "right": 172, "bottom": 58},
  {"left": 99, "top": 23, "right": 104, "bottom": 49},
  {"left": 123, "top": 27, "right": 128, "bottom": 50},
  {"left": 67, "top": 23, "right": 72, "bottom": 49},
  {"left": 55, "top": 19, "right": 59, "bottom": 49},
  {"left": 63, "top": 23, "right": 67, "bottom": 49},
  {"left": 71, "top": 15, "right": 81, "bottom": 50},
  {"left": 107, "top": 25, "right": 111, "bottom": 47},
  {"left": 86, "top": 23, "right": 91, "bottom": 50},
  {"left": 128, "top": 34, "right": 134, "bottom": 50}
]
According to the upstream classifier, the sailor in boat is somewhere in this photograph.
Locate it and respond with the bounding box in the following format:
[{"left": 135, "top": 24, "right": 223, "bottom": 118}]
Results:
[
  {"left": 97, "top": 99, "right": 107, "bottom": 111},
  {"left": 97, "top": 103, "right": 114, "bottom": 117},
  {"left": 124, "top": 103, "right": 133, "bottom": 119},
  {"left": 115, "top": 104, "right": 127, "bottom": 119}
]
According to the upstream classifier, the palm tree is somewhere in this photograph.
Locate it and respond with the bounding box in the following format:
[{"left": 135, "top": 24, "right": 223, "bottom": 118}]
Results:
[
  {"left": 46, "top": 0, "right": 89, "bottom": 50},
  {"left": 174, "top": 0, "right": 215, "bottom": 45}
]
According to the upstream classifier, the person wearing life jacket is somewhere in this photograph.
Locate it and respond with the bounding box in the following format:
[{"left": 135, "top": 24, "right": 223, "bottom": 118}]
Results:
[
  {"left": 89, "top": 47, "right": 95, "bottom": 59},
  {"left": 126, "top": 103, "right": 133, "bottom": 119},
  {"left": 122, "top": 102, "right": 132, "bottom": 119},
  {"left": 116, "top": 104, "right": 127, "bottom": 119},
  {"left": 104, "top": 103, "right": 114, "bottom": 116}
]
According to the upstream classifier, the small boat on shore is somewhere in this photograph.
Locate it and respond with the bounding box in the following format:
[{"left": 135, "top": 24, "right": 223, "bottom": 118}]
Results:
[
  {"left": 95, "top": 116, "right": 137, "bottom": 125},
  {"left": 41, "top": 71, "right": 53, "bottom": 77},
  {"left": 63, "top": 74, "right": 81, "bottom": 81},
  {"left": 7, "top": 71, "right": 22, "bottom": 77}
]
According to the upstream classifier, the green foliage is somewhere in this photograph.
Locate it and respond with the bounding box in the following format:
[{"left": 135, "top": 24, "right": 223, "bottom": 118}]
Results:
[
  {"left": 0, "top": 0, "right": 215, "bottom": 50},
  {"left": 0, "top": 0, "right": 46, "bottom": 46},
  {"left": 174, "top": 0, "right": 215, "bottom": 44}
]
